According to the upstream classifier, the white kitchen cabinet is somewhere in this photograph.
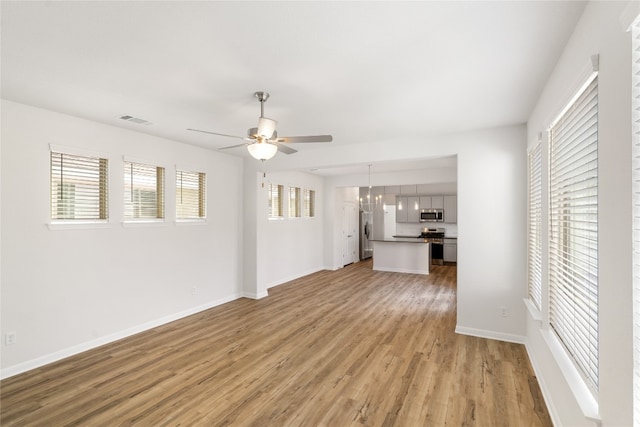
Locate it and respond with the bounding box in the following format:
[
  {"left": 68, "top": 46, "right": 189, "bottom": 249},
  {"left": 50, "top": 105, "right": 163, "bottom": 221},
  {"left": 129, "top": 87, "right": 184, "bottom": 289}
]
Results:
[
  {"left": 382, "top": 194, "right": 396, "bottom": 205},
  {"left": 407, "top": 196, "right": 420, "bottom": 222},
  {"left": 431, "top": 196, "right": 444, "bottom": 209},
  {"left": 419, "top": 196, "right": 431, "bottom": 209},
  {"left": 419, "top": 196, "right": 444, "bottom": 210},
  {"left": 396, "top": 196, "right": 408, "bottom": 223},
  {"left": 444, "top": 195, "right": 457, "bottom": 223},
  {"left": 444, "top": 238, "right": 457, "bottom": 262}
]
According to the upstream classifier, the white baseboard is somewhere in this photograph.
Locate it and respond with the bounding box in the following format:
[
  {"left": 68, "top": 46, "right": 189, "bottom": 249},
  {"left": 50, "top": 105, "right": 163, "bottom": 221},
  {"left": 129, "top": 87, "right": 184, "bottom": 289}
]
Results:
[
  {"left": 265, "top": 267, "right": 324, "bottom": 290},
  {"left": 455, "top": 325, "right": 526, "bottom": 344},
  {"left": 0, "top": 293, "right": 241, "bottom": 380},
  {"left": 524, "top": 339, "right": 563, "bottom": 427},
  {"left": 241, "top": 291, "right": 268, "bottom": 299}
]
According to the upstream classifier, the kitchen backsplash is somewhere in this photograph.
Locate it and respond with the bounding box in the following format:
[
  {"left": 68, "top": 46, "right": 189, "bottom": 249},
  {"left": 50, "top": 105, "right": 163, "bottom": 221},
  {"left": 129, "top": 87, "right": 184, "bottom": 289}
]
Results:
[{"left": 395, "top": 222, "right": 458, "bottom": 238}]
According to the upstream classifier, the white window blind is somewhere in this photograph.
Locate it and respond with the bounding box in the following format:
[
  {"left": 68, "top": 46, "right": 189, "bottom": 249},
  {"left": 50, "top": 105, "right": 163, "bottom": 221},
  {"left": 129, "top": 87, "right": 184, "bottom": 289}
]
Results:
[
  {"left": 289, "top": 186, "right": 301, "bottom": 218},
  {"left": 50, "top": 151, "right": 108, "bottom": 220},
  {"left": 124, "top": 161, "right": 165, "bottom": 220},
  {"left": 176, "top": 170, "right": 206, "bottom": 220},
  {"left": 268, "top": 184, "right": 283, "bottom": 218},
  {"left": 549, "top": 75, "right": 599, "bottom": 392},
  {"left": 631, "top": 16, "right": 640, "bottom": 427},
  {"left": 528, "top": 142, "right": 543, "bottom": 311},
  {"left": 304, "top": 189, "right": 315, "bottom": 218}
]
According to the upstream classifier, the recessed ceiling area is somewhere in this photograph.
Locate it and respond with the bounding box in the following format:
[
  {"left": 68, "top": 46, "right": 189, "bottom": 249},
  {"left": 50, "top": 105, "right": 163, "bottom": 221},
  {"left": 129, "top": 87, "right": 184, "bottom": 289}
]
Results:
[{"left": 1, "top": 1, "right": 586, "bottom": 175}]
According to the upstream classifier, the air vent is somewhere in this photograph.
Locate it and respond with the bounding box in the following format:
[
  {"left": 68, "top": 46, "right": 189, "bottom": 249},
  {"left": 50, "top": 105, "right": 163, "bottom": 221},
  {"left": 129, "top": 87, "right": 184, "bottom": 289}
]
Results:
[{"left": 119, "top": 115, "right": 152, "bottom": 125}]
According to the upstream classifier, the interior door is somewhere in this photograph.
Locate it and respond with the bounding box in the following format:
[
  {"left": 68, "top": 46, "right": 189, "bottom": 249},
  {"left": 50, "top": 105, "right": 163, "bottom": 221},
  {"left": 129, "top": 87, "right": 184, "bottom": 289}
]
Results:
[{"left": 342, "top": 202, "right": 357, "bottom": 266}]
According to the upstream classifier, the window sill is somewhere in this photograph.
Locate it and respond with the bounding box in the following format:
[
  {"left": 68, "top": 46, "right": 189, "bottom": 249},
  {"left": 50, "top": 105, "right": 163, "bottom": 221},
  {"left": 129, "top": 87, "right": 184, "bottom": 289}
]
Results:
[
  {"left": 175, "top": 219, "right": 208, "bottom": 226},
  {"left": 523, "top": 298, "right": 543, "bottom": 324},
  {"left": 122, "top": 220, "right": 168, "bottom": 228},
  {"left": 540, "top": 329, "right": 600, "bottom": 423},
  {"left": 48, "top": 221, "right": 112, "bottom": 231}
]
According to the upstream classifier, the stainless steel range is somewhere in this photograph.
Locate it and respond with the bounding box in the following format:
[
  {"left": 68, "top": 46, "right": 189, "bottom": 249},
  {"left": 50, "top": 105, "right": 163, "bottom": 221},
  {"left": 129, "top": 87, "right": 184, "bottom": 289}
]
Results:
[{"left": 420, "top": 228, "right": 445, "bottom": 265}]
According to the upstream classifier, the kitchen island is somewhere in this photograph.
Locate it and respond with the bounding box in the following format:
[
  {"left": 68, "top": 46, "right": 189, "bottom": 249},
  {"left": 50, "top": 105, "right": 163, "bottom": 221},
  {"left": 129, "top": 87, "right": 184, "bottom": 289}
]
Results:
[{"left": 370, "top": 238, "right": 431, "bottom": 275}]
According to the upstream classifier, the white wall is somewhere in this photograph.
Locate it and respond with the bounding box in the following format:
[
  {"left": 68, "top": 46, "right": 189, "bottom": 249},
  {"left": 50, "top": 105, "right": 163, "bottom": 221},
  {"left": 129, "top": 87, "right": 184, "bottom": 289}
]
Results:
[
  {"left": 326, "top": 167, "right": 457, "bottom": 189},
  {"left": 525, "top": 2, "right": 634, "bottom": 425},
  {"left": 241, "top": 163, "right": 326, "bottom": 298},
  {"left": 263, "top": 170, "right": 325, "bottom": 288},
  {"left": 0, "top": 100, "right": 244, "bottom": 378}
]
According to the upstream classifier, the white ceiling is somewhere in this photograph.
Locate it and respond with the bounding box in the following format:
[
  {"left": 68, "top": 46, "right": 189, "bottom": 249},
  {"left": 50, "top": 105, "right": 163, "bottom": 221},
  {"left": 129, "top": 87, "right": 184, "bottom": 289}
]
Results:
[{"left": 1, "top": 1, "right": 585, "bottom": 176}]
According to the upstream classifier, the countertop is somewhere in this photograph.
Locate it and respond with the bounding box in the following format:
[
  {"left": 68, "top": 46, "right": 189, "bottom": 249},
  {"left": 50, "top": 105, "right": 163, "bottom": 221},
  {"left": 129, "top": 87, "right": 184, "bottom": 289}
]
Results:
[{"left": 371, "top": 237, "right": 430, "bottom": 243}]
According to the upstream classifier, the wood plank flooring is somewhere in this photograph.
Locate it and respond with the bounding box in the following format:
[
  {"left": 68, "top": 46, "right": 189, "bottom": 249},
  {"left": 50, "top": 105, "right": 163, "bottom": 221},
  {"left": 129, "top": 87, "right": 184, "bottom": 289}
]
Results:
[{"left": 1, "top": 261, "right": 552, "bottom": 426}]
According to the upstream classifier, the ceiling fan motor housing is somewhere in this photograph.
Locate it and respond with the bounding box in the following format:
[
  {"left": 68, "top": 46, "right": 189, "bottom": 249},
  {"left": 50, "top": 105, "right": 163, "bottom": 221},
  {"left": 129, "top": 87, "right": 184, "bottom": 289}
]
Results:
[{"left": 248, "top": 127, "right": 277, "bottom": 140}]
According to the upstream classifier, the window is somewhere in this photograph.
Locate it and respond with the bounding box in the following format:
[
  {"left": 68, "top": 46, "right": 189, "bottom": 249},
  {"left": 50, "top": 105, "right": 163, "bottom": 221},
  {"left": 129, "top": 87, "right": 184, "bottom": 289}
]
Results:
[
  {"left": 124, "top": 161, "right": 165, "bottom": 220},
  {"left": 632, "top": 15, "right": 640, "bottom": 427},
  {"left": 304, "top": 189, "right": 315, "bottom": 218},
  {"left": 548, "top": 75, "right": 599, "bottom": 392},
  {"left": 268, "top": 184, "right": 284, "bottom": 219},
  {"left": 527, "top": 143, "right": 543, "bottom": 311},
  {"left": 289, "top": 186, "right": 301, "bottom": 218},
  {"left": 50, "top": 151, "right": 108, "bottom": 221},
  {"left": 176, "top": 170, "right": 206, "bottom": 220}
]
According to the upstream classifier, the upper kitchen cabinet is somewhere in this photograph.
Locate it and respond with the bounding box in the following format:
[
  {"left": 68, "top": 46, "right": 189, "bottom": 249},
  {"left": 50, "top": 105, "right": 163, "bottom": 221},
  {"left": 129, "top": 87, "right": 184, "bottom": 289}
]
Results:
[
  {"left": 444, "top": 195, "right": 457, "bottom": 223},
  {"left": 396, "top": 196, "right": 408, "bottom": 223},
  {"left": 419, "top": 196, "right": 431, "bottom": 209},
  {"left": 406, "top": 196, "right": 420, "bottom": 223},
  {"left": 419, "top": 196, "right": 443, "bottom": 210},
  {"left": 431, "top": 196, "right": 444, "bottom": 209}
]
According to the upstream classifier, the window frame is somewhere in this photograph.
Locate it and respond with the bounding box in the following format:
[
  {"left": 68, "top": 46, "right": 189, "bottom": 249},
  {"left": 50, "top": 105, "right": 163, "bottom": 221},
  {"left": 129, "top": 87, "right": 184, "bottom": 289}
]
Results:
[
  {"left": 123, "top": 159, "right": 166, "bottom": 223},
  {"left": 175, "top": 168, "right": 207, "bottom": 222},
  {"left": 547, "top": 72, "right": 599, "bottom": 395},
  {"left": 303, "top": 188, "right": 316, "bottom": 218},
  {"left": 49, "top": 147, "right": 109, "bottom": 225},
  {"left": 268, "top": 183, "right": 284, "bottom": 220},
  {"left": 288, "top": 186, "right": 301, "bottom": 219}
]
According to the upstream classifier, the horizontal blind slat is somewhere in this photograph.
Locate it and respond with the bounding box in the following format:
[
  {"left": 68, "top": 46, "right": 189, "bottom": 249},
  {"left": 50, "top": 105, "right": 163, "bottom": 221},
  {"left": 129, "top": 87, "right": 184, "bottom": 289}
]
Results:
[
  {"left": 176, "top": 170, "right": 206, "bottom": 219},
  {"left": 528, "top": 142, "right": 543, "bottom": 310},
  {"left": 632, "top": 18, "right": 640, "bottom": 426},
  {"left": 124, "top": 161, "right": 165, "bottom": 219},
  {"left": 549, "top": 76, "right": 599, "bottom": 392},
  {"left": 51, "top": 151, "right": 108, "bottom": 220}
]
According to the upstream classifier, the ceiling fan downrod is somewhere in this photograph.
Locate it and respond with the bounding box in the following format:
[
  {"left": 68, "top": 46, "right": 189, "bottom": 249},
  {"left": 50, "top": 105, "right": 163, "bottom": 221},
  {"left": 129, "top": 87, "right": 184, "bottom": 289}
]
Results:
[{"left": 255, "top": 91, "right": 269, "bottom": 118}]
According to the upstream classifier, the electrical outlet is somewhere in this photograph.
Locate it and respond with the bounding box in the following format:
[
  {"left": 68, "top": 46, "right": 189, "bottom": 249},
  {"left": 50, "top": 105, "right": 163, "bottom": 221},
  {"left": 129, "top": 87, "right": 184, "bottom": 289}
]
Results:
[
  {"left": 191, "top": 286, "right": 197, "bottom": 295},
  {"left": 500, "top": 306, "right": 508, "bottom": 317},
  {"left": 5, "top": 332, "right": 16, "bottom": 346}
]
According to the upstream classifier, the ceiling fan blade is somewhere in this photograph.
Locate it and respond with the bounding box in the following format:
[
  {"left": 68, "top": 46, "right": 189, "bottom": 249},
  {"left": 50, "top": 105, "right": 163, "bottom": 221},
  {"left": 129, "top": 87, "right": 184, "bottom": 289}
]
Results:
[
  {"left": 273, "top": 141, "right": 297, "bottom": 155},
  {"left": 218, "top": 142, "right": 251, "bottom": 151},
  {"left": 187, "top": 128, "right": 246, "bottom": 140},
  {"left": 274, "top": 135, "right": 333, "bottom": 144}
]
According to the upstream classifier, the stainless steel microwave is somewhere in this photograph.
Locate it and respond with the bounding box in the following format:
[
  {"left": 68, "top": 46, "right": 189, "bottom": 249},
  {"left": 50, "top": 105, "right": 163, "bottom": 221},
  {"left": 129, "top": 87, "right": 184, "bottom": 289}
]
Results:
[{"left": 420, "top": 209, "right": 444, "bottom": 222}]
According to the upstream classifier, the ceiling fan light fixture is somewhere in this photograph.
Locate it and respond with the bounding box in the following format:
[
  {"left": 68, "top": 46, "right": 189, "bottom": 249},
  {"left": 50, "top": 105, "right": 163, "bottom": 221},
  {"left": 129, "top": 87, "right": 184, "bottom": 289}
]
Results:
[
  {"left": 257, "top": 117, "right": 277, "bottom": 139},
  {"left": 247, "top": 141, "right": 278, "bottom": 160}
]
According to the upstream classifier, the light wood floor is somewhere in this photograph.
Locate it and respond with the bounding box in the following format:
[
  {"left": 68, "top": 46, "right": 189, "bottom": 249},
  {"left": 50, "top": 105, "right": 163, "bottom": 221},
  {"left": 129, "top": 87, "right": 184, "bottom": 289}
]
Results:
[{"left": 1, "top": 261, "right": 552, "bottom": 426}]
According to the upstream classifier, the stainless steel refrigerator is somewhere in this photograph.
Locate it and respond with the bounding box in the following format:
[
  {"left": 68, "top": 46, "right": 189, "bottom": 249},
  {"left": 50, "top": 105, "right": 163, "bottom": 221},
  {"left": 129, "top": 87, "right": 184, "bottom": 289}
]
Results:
[{"left": 359, "top": 210, "right": 373, "bottom": 260}]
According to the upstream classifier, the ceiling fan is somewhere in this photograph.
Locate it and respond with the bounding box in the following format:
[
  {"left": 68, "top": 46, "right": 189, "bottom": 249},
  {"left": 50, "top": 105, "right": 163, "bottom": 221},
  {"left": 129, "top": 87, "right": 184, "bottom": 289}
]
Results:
[{"left": 187, "top": 91, "right": 333, "bottom": 160}]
